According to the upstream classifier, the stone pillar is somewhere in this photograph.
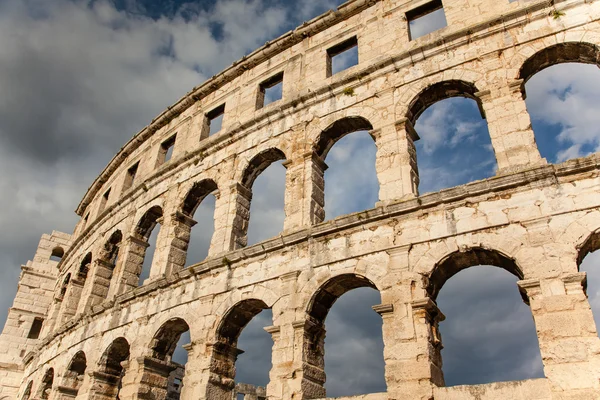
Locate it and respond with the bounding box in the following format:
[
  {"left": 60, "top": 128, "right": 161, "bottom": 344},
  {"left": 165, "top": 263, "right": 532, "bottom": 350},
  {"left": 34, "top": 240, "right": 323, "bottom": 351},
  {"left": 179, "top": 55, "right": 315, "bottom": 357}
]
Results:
[
  {"left": 178, "top": 342, "right": 212, "bottom": 400},
  {"left": 83, "top": 371, "right": 122, "bottom": 400},
  {"left": 120, "top": 357, "right": 176, "bottom": 400},
  {"left": 376, "top": 119, "right": 419, "bottom": 203},
  {"left": 57, "top": 278, "right": 84, "bottom": 325},
  {"left": 291, "top": 151, "right": 327, "bottom": 228},
  {"left": 263, "top": 273, "right": 301, "bottom": 400},
  {"left": 476, "top": 81, "right": 545, "bottom": 174},
  {"left": 81, "top": 259, "right": 115, "bottom": 313},
  {"left": 206, "top": 188, "right": 230, "bottom": 257},
  {"left": 382, "top": 247, "right": 443, "bottom": 399},
  {"left": 223, "top": 183, "right": 253, "bottom": 250},
  {"left": 295, "top": 318, "right": 326, "bottom": 400},
  {"left": 108, "top": 236, "right": 150, "bottom": 298},
  {"left": 158, "top": 212, "right": 197, "bottom": 276},
  {"left": 518, "top": 273, "right": 600, "bottom": 395}
]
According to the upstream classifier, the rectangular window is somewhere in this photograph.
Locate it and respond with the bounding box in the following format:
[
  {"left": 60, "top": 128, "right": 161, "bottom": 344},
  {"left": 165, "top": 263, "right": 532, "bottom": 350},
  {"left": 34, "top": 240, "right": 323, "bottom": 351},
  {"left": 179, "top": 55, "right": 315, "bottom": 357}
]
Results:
[
  {"left": 204, "top": 104, "right": 226, "bottom": 137},
  {"left": 256, "top": 72, "right": 284, "bottom": 109},
  {"left": 122, "top": 161, "right": 139, "bottom": 193},
  {"left": 27, "top": 318, "right": 43, "bottom": 339},
  {"left": 157, "top": 135, "right": 176, "bottom": 167},
  {"left": 407, "top": 0, "right": 448, "bottom": 40},
  {"left": 98, "top": 188, "right": 111, "bottom": 215},
  {"left": 327, "top": 36, "right": 359, "bottom": 77}
]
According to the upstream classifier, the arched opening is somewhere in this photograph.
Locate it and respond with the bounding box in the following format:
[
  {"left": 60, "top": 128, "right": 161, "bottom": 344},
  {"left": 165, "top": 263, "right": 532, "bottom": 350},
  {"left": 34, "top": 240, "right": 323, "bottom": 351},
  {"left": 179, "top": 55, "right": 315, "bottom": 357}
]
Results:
[
  {"left": 21, "top": 381, "right": 33, "bottom": 400},
  {"left": 50, "top": 246, "right": 64, "bottom": 262},
  {"left": 59, "top": 351, "right": 86, "bottom": 397},
  {"left": 181, "top": 180, "right": 218, "bottom": 266},
  {"left": 408, "top": 80, "right": 496, "bottom": 194},
  {"left": 91, "top": 230, "right": 122, "bottom": 305},
  {"left": 139, "top": 318, "right": 191, "bottom": 400},
  {"left": 38, "top": 368, "right": 54, "bottom": 400},
  {"left": 520, "top": 43, "right": 600, "bottom": 163},
  {"left": 577, "top": 230, "right": 600, "bottom": 336},
  {"left": 91, "top": 337, "right": 130, "bottom": 399},
  {"left": 208, "top": 299, "right": 272, "bottom": 400},
  {"left": 318, "top": 117, "right": 379, "bottom": 220},
  {"left": 58, "top": 273, "right": 71, "bottom": 301},
  {"left": 428, "top": 248, "right": 544, "bottom": 386},
  {"left": 305, "top": 274, "right": 385, "bottom": 398},
  {"left": 79, "top": 252, "right": 92, "bottom": 279},
  {"left": 136, "top": 206, "right": 163, "bottom": 285},
  {"left": 238, "top": 149, "right": 287, "bottom": 247}
]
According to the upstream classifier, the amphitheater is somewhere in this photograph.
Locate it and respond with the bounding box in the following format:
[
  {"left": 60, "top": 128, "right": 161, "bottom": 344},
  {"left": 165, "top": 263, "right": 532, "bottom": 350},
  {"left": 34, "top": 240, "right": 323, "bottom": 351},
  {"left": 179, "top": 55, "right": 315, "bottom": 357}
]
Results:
[{"left": 2, "top": 0, "right": 600, "bottom": 398}]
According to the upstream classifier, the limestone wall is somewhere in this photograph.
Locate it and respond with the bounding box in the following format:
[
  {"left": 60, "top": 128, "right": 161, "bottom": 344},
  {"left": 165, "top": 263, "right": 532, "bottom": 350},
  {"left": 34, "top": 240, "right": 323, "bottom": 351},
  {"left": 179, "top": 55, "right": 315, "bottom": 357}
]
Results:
[{"left": 1, "top": 0, "right": 600, "bottom": 399}]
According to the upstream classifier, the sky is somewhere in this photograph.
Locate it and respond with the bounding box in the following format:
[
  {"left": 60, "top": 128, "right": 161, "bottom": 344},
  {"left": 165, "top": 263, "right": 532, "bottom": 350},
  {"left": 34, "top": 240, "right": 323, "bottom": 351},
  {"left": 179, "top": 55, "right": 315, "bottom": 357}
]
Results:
[{"left": 0, "top": 0, "right": 600, "bottom": 398}]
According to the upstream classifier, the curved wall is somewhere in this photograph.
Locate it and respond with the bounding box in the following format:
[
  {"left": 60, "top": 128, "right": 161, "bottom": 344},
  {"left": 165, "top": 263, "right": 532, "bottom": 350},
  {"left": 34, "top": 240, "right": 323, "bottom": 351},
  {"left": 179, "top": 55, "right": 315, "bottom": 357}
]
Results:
[{"left": 2, "top": 0, "right": 600, "bottom": 399}]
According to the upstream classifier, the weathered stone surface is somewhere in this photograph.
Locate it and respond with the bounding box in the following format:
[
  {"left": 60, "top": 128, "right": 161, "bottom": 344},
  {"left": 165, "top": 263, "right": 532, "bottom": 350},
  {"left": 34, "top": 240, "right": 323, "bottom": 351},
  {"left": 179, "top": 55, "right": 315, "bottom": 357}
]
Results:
[{"left": 1, "top": 0, "right": 600, "bottom": 399}]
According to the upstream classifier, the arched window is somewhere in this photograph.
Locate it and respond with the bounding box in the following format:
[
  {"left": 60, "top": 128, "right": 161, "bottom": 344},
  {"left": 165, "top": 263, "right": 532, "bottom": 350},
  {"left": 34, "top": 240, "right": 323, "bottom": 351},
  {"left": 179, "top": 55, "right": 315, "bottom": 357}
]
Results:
[
  {"left": 207, "top": 299, "right": 273, "bottom": 399},
  {"left": 305, "top": 274, "right": 385, "bottom": 398},
  {"left": 79, "top": 252, "right": 92, "bottom": 279},
  {"left": 90, "top": 338, "right": 130, "bottom": 399},
  {"left": 142, "top": 318, "right": 191, "bottom": 400},
  {"left": 408, "top": 80, "right": 496, "bottom": 194},
  {"left": 181, "top": 180, "right": 218, "bottom": 266},
  {"left": 38, "top": 368, "right": 54, "bottom": 400},
  {"left": 316, "top": 117, "right": 379, "bottom": 221},
  {"left": 520, "top": 42, "right": 600, "bottom": 163},
  {"left": 58, "top": 274, "right": 71, "bottom": 301},
  {"left": 50, "top": 246, "right": 64, "bottom": 262},
  {"left": 136, "top": 206, "right": 163, "bottom": 285},
  {"left": 21, "top": 381, "right": 33, "bottom": 400},
  {"left": 238, "top": 149, "right": 287, "bottom": 247},
  {"left": 92, "top": 230, "right": 122, "bottom": 305},
  {"left": 59, "top": 351, "right": 86, "bottom": 396},
  {"left": 428, "top": 248, "right": 544, "bottom": 386},
  {"left": 577, "top": 230, "right": 600, "bottom": 336}
]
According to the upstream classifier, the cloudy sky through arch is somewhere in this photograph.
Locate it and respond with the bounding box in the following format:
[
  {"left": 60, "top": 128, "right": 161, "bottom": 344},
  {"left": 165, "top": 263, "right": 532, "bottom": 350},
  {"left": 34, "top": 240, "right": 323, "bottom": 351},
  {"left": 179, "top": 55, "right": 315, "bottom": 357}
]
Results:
[{"left": 0, "top": 0, "right": 599, "bottom": 398}]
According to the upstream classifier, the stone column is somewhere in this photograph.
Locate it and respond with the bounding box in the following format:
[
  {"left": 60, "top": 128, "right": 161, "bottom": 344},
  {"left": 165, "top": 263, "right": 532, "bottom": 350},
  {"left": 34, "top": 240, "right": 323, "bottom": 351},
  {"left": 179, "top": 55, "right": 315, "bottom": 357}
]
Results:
[
  {"left": 518, "top": 273, "right": 600, "bottom": 395},
  {"left": 178, "top": 342, "right": 212, "bottom": 400},
  {"left": 376, "top": 119, "right": 420, "bottom": 203},
  {"left": 295, "top": 319, "right": 326, "bottom": 400},
  {"left": 301, "top": 151, "right": 327, "bottom": 227},
  {"left": 222, "top": 183, "right": 252, "bottom": 250},
  {"left": 120, "top": 357, "right": 176, "bottom": 400},
  {"left": 80, "top": 259, "right": 115, "bottom": 313},
  {"left": 158, "top": 212, "right": 197, "bottom": 276},
  {"left": 108, "top": 236, "right": 150, "bottom": 298},
  {"left": 476, "top": 81, "right": 545, "bottom": 174},
  {"left": 56, "top": 278, "right": 84, "bottom": 325},
  {"left": 382, "top": 247, "right": 443, "bottom": 399}
]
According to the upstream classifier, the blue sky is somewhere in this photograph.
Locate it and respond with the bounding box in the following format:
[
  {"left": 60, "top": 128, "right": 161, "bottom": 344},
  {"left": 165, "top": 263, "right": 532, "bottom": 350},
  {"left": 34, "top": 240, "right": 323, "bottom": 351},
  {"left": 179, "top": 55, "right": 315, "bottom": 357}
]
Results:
[{"left": 0, "top": 0, "right": 599, "bottom": 398}]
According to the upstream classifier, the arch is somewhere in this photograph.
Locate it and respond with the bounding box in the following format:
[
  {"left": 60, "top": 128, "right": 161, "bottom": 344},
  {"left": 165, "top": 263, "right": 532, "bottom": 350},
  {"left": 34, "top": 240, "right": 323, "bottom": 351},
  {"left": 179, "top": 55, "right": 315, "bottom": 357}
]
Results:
[
  {"left": 58, "top": 273, "right": 71, "bottom": 300},
  {"left": 60, "top": 351, "right": 87, "bottom": 394},
  {"left": 181, "top": 179, "right": 218, "bottom": 216},
  {"left": 405, "top": 79, "right": 484, "bottom": 126},
  {"left": 314, "top": 116, "right": 374, "bottom": 159},
  {"left": 303, "top": 273, "right": 382, "bottom": 398},
  {"left": 38, "top": 368, "right": 54, "bottom": 400},
  {"left": 103, "top": 230, "right": 123, "bottom": 264},
  {"left": 427, "top": 247, "right": 524, "bottom": 300},
  {"left": 136, "top": 205, "right": 163, "bottom": 240},
  {"left": 519, "top": 42, "right": 600, "bottom": 90},
  {"left": 21, "top": 381, "right": 33, "bottom": 400},
  {"left": 216, "top": 299, "right": 270, "bottom": 345},
  {"left": 89, "top": 338, "right": 130, "bottom": 400},
  {"left": 576, "top": 229, "right": 600, "bottom": 268},
  {"left": 207, "top": 299, "right": 271, "bottom": 399},
  {"left": 150, "top": 317, "right": 191, "bottom": 361},
  {"left": 307, "top": 273, "right": 378, "bottom": 321},
  {"left": 241, "top": 148, "right": 287, "bottom": 189},
  {"left": 79, "top": 252, "right": 92, "bottom": 278},
  {"left": 99, "top": 337, "right": 130, "bottom": 376}
]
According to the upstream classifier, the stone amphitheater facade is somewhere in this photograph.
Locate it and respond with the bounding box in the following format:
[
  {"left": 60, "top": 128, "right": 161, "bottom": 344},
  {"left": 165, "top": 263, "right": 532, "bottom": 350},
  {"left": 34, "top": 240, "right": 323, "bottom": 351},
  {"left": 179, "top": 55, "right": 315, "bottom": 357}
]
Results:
[{"left": 2, "top": 0, "right": 600, "bottom": 399}]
